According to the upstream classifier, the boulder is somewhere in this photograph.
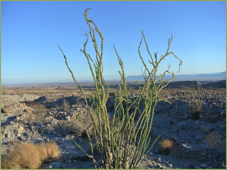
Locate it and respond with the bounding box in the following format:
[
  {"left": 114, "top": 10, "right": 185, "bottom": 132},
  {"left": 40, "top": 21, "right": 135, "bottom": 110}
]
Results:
[
  {"left": 1, "top": 106, "right": 11, "bottom": 113},
  {"left": 24, "top": 108, "right": 32, "bottom": 114}
]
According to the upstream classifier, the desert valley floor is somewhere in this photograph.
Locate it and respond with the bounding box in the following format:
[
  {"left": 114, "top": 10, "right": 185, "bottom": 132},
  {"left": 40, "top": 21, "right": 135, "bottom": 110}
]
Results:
[{"left": 1, "top": 80, "right": 226, "bottom": 169}]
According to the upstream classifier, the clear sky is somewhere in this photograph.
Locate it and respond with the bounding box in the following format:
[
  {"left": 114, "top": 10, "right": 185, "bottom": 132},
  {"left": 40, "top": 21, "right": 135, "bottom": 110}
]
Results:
[{"left": 1, "top": 1, "right": 226, "bottom": 84}]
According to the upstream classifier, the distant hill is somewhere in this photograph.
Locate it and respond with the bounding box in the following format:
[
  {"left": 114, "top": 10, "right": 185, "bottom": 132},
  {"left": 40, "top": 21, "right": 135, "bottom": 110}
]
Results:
[
  {"left": 3, "top": 72, "right": 226, "bottom": 89},
  {"left": 165, "top": 80, "right": 226, "bottom": 89},
  {"left": 126, "top": 72, "right": 226, "bottom": 81}
]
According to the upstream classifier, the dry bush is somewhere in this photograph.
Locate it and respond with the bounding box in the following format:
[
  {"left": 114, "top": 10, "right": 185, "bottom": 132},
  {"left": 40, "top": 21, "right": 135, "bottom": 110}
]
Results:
[
  {"left": 64, "top": 108, "right": 99, "bottom": 138},
  {"left": 1, "top": 88, "right": 16, "bottom": 95},
  {"left": 1, "top": 89, "right": 7, "bottom": 95},
  {"left": 22, "top": 110, "right": 47, "bottom": 123},
  {"left": 38, "top": 142, "right": 61, "bottom": 160},
  {"left": 204, "top": 131, "right": 224, "bottom": 148},
  {"left": 63, "top": 99, "right": 69, "bottom": 111},
  {"left": 188, "top": 99, "right": 203, "bottom": 119},
  {"left": 158, "top": 139, "right": 173, "bottom": 155},
  {"left": 188, "top": 98, "right": 203, "bottom": 113},
  {"left": 1, "top": 141, "right": 61, "bottom": 169},
  {"left": 186, "top": 89, "right": 204, "bottom": 120},
  {"left": 160, "top": 139, "right": 173, "bottom": 149},
  {"left": 25, "top": 102, "right": 48, "bottom": 114}
]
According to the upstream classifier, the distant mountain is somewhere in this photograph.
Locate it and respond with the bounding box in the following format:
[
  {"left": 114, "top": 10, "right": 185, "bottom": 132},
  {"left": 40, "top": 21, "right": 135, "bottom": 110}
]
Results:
[{"left": 126, "top": 72, "right": 226, "bottom": 81}]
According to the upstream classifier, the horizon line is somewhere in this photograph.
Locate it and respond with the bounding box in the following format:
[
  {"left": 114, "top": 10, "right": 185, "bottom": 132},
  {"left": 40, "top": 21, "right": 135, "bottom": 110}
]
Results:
[{"left": 1, "top": 71, "right": 226, "bottom": 86}]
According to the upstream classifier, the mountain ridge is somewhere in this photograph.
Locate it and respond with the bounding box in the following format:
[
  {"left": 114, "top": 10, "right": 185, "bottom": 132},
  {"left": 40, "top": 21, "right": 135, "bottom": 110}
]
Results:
[{"left": 126, "top": 71, "right": 226, "bottom": 81}]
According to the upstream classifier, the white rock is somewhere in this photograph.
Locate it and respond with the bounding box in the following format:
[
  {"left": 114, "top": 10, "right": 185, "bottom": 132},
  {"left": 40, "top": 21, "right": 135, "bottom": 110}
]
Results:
[{"left": 51, "top": 119, "right": 59, "bottom": 126}]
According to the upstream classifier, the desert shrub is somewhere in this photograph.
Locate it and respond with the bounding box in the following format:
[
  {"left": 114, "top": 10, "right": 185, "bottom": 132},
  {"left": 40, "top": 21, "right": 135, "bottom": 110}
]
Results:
[
  {"left": 1, "top": 85, "right": 16, "bottom": 95},
  {"left": 160, "top": 139, "right": 173, "bottom": 149},
  {"left": 159, "top": 139, "right": 173, "bottom": 155},
  {"left": 186, "top": 89, "right": 203, "bottom": 120},
  {"left": 63, "top": 99, "right": 69, "bottom": 111},
  {"left": 58, "top": 8, "right": 182, "bottom": 169},
  {"left": 1, "top": 142, "right": 61, "bottom": 169},
  {"left": 204, "top": 131, "right": 224, "bottom": 148},
  {"left": 24, "top": 101, "right": 48, "bottom": 114},
  {"left": 1, "top": 85, "right": 8, "bottom": 95},
  {"left": 63, "top": 108, "right": 99, "bottom": 138}
]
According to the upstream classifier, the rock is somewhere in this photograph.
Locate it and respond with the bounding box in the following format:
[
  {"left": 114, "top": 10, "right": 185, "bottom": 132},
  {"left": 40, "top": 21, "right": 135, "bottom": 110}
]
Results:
[
  {"left": 4, "top": 131, "right": 10, "bottom": 139},
  {"left": 18, "top": 125, "right": 24, "bottom": 134},
  {"left": 13, "top": 128, "right": 19, "bottom": 136},
  {"left": 35, "top": 124, "right": 42, "bottom": 130},
  {"left": 23, "top": 133, "right": 29, "bottom": 138},
  {"left": 15, "top": 115, "right": 20, "bottom": 121},
  {"left": 17, "top": 135, "right": 27, "bottom": 141},
  {"left": 157, "top": 157, "right": 162, "bottom": 162},
  {"left": 51, "top": 119, "right": 59, "bottom": 126},
  {"left": 46, "top": 123, "right": 51, "bottom": 129},
  {"left": 34, "top": 96, "right": 48, "bottom": 104},
  {"left": 9, "top": 121, "right": 15, "bottom": 125},
  {"left": 52, "top": 161, "right": 62, "bottom": 169},
  {"left": 24, "top": 108, "right": 32, "bottom": 114},
  {"left": 200, "top": 164, "right": 207, "bottom": 169},
  {"left": 169, "top": 164, "right": 173, "bottom": 168},
  {"left": 157, "top": 163, "right": 163, "bottom": 169},
  {"left": 66, "top": 116, "right": 71, "bottom": 121},
  {"left": 3, "top": 127, "right": 13, "bottom": 138},
  {"left": 4, "top": 133, "right": 10, "bottom": 139},
  {"left": 45, "top": 116, "right": 54, "bottom": 123},
  {"left": 1, "top": 106, "right": 11, "bottom": 113}
]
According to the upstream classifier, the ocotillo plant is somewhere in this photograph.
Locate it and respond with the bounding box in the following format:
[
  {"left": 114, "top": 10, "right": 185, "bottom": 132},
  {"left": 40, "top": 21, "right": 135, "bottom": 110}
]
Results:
[{"left": 58, "top": 8, "right": 182, "bottom": 169}]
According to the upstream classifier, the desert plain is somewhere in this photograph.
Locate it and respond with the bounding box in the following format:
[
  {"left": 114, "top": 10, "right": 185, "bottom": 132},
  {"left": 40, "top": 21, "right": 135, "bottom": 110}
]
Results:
[{"left": 1, "top": 80, "right": 226, "bottom": 169}]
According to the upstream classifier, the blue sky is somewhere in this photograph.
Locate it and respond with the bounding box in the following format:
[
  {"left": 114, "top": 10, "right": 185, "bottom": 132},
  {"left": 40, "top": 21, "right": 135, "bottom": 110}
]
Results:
[{"left": 1, "top": 1, "right": 226, "bottom": 84}]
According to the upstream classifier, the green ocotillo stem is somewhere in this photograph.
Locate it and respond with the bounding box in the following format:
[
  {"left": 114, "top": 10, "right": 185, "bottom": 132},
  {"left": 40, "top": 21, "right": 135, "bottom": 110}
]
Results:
[{"left": 59, "top": 7, "right": 182, "bottom": 169}]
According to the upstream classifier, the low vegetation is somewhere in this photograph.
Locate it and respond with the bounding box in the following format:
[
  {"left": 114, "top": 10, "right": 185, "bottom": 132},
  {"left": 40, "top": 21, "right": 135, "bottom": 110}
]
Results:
[
  {"left": 205, "top": 131, "right": 224, "bottom": 148},
  {"left": 1, "top": 142, "right": 61, "bottom": 169},
  {"left": 186, "top": 89, "right": 204, "bottom": 120}
]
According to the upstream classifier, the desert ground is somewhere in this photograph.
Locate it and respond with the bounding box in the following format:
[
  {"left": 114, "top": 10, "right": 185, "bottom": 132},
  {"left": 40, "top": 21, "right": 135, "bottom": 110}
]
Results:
[{"left": 1, "top": 80, "right": 226, "bottom": 169}]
